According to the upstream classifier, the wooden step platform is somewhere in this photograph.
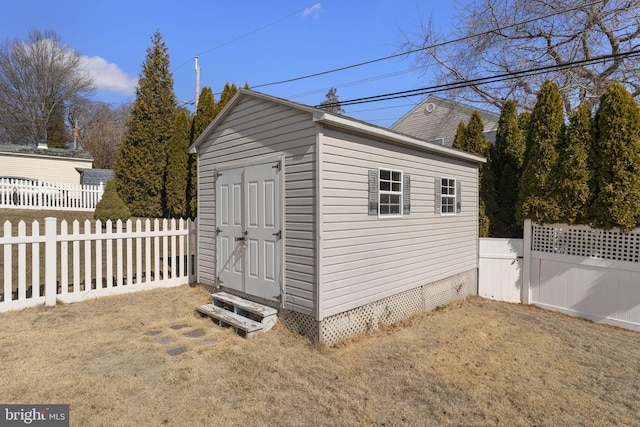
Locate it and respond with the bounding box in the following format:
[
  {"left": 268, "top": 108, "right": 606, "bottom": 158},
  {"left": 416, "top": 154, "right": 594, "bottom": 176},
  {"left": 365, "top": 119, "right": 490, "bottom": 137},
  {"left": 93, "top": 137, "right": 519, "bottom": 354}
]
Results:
[{"left": 196, "top": 292, "right": 278, "bottom": 338}]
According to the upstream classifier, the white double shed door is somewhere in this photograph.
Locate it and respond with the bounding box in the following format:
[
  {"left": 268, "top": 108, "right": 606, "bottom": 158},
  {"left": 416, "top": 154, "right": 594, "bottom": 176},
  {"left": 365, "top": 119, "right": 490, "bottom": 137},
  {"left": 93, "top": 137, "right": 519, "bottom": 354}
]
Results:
[{"left": 215, "top": 158, "right": 283, "bottom": 302}]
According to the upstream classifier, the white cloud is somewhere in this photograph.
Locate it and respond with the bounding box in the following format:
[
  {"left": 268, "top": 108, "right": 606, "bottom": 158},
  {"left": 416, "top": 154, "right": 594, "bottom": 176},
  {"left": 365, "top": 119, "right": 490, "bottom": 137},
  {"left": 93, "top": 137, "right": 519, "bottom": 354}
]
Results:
[
  {"left": 80, "top": 56, "right": 137, "bottom": 95},
  {"left": 302, "top": 3, "right": 322, "bottom": 18}
]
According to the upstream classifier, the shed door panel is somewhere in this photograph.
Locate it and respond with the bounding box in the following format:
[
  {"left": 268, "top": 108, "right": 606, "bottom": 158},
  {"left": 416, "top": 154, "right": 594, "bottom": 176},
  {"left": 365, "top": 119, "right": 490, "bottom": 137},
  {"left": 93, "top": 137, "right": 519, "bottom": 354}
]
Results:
[
  {"left": 216, "top": 167, "right": 244, "bottom": 291},
  {"left": 215, "top": 161, "right": 282, "bottom": 302},
  {"left": 244, "top": 162, "right": 281, "bottom": 300}
]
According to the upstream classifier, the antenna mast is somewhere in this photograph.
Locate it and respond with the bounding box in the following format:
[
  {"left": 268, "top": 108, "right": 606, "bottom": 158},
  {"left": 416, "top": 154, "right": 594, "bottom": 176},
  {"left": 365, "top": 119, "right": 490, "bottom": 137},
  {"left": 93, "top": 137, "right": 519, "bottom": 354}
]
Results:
[{"left": 195, "top": 56, "right": 201, "bottom": 110}]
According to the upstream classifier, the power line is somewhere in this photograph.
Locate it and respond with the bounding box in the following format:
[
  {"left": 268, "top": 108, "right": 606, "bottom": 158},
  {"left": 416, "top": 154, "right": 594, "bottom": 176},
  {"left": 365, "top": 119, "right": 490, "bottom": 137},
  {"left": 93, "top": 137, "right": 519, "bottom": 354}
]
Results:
[
  {"left": 251, "top": 0, "right": 605, "bottom": 90},
  {"left": 318, "top": 49, "right": 640, "bottom": 108},
  {"left": 173, "top": 2, "right": 321, "bottom": 73}
]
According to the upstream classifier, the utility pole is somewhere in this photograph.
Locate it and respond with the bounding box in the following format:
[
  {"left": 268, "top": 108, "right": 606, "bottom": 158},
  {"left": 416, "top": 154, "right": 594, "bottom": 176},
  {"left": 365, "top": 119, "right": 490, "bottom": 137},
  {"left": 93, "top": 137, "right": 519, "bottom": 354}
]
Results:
[
  {"left": 195, "top": 56, "right": 201, "bottom": 110},
  {"left": 73, "top": 118, "right": 79, "bottom": 150}
]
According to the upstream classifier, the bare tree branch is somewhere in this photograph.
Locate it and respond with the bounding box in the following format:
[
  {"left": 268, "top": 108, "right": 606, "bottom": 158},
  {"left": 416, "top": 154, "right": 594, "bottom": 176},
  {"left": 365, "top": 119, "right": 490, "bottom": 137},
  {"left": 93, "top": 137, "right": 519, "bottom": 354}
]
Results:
[
  {"left": 403, "top": 0, "right": 640, "bottom": 113},
  {"left": 0, "top": 29, "right": 94, "bottom": 145}
]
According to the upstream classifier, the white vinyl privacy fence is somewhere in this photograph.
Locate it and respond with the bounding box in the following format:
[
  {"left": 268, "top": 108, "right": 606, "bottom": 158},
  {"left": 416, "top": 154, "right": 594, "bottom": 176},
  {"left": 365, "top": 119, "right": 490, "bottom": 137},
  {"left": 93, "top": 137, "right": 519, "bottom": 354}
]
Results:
[
  {"left": 0, "top": 178, "right": 104, "bottom": 211},
  {"left": 478, "top": 238, "right": 522, "bottom": 303},
  {"left": 0, "top": 217, "right": 197, "bottom": 313},
  {"left": 479, "top": 219, "right": 640, "bottom": 332}
]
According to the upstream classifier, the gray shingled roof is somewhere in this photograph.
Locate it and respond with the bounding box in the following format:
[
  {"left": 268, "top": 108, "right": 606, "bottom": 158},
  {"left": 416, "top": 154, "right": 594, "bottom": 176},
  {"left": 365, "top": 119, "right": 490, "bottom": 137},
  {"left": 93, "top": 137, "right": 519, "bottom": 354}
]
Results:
[
  {"left": 0, "top": 144, "right": 94, "bottom": 160},
  {"left": 76, "top": 168, "right": 113, "bottom": 186}
]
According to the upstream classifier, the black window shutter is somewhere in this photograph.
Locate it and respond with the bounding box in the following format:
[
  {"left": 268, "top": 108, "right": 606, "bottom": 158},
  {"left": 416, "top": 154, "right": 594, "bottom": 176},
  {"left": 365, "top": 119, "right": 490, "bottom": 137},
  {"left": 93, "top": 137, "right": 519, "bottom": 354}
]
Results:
[
  {"left": 403, "top": 174, "right": 410, "bottom": 215},
  {"left": 456, "top": 180, "right": 462, "bottom": 213},
  {"left": 434, "top": 178, "right": 441, "bottom": 214},
  {"left": 368, "top": 170, "right": 378, "bottom": 215}
]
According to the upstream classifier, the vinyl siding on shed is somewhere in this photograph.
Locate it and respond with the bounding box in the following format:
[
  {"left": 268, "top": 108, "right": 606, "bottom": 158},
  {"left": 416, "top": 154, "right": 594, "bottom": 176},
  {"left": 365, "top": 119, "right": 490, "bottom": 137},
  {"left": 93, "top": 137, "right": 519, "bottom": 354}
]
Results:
[
  {"left": 318, "top": 125, "right": 479, "bottom": 319},
  {"left": 196, "top": 96, "right": 317, "bottom": 315}
]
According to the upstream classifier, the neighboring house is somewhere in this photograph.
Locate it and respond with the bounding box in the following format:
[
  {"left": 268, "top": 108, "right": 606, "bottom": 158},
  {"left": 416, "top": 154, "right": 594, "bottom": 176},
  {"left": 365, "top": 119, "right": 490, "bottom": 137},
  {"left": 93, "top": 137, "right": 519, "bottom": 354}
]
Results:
[
  {"left": 76, "top": 168, "right": 113, "bottom": 186},
  {"left": 189, "top": 89, "right": 485, "bottom": 344},
  {"left": 0, "top": 143, "right": 93, "bottom": 184},
  {"left": 391, "top": 95, "right": 500, "bottom": 147}
]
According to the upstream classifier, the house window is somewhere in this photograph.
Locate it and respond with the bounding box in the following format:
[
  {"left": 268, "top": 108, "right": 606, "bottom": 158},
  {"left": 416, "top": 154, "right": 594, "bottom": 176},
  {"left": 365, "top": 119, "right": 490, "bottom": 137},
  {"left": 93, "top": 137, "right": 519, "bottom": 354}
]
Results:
[
  {"left": 379, "top": 169, "right": 402, "bottom": 216},
  {"left": 441, "top": 177, "right": 456, "bottom": 214}
]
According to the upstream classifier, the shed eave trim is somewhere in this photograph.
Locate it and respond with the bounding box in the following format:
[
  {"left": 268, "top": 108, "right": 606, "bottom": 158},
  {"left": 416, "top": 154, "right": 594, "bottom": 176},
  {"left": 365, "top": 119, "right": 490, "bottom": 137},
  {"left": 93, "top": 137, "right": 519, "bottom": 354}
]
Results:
[{"left": 313, "top": 112, "right": 486, "bottom": 164}]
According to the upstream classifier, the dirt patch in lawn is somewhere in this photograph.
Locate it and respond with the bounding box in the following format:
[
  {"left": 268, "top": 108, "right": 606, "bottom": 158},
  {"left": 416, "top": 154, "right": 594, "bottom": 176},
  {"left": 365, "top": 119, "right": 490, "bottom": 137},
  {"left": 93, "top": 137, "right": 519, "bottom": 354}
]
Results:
[{"left": 1, "top": 285, "right": 639, "bottom": 426}]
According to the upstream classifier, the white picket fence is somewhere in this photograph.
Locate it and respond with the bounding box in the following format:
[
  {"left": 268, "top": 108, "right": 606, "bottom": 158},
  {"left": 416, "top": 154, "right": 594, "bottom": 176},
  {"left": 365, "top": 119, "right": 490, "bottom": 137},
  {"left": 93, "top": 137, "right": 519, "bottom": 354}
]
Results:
[
  {"left": 0, "top": 178, "right": 104, "bottom": 211},
  {"left": 479, "top": 219, "right": 640, "bottom": 332},
  {"left": 0, "top": 217, "right": 197, "bottom": 313}
]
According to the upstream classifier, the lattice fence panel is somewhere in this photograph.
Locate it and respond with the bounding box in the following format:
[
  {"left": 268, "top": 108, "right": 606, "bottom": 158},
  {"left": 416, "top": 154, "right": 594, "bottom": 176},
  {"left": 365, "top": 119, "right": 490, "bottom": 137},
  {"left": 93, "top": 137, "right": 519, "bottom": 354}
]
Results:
[{"left": 532, "top": 224, "right": 640, "bottom": 263}]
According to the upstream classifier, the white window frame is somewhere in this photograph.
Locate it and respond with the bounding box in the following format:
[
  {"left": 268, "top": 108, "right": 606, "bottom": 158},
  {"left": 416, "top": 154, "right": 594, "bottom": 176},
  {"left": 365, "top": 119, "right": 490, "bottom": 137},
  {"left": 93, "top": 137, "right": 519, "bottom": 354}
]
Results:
[
  {"left": 378, "top": 168, "right": 403, "bottom": 218},
  {"left": 440, "top": 177, "right": 456, "bottom": 215}
]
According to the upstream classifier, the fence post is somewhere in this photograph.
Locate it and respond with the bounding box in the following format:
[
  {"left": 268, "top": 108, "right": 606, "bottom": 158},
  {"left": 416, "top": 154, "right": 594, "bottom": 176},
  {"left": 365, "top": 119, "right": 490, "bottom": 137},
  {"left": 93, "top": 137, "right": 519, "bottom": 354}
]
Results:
[
  {"left": 44, "top": 217, "right": 57, "bottom": 307},
  {"left": 188, "top": 218, "right": 197, "bottom": 284},
  {"left": 97, "top": 182, "right": 104, "bottom": 208},
  {"left": 521, "top": 219, "right": 532, "bottom": 304}
]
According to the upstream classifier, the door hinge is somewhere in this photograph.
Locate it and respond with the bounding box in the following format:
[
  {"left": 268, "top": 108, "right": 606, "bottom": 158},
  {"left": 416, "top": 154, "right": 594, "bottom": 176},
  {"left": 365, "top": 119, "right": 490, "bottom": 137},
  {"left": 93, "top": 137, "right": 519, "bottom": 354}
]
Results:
[
  {"left": 272, "top": 161, "right": 281, "bottom": 171},
  {"left": 272, "top": 230, "right": 282, "bottom": 240},
  {"left": 215, "top": 227, "right": 222, "bottom": 235},
  {"left": 215, "top": 171, "right": 223, "bottom": 179}
]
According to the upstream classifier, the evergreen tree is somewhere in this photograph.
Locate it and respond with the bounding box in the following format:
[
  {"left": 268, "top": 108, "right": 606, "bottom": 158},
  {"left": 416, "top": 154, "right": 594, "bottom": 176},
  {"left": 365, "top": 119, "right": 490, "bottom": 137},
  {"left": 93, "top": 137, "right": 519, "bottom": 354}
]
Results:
[
  {"left": 47, "top": 105, "right": 70, "bottom": 148},
  {"left": 94, "top": 180, "right": 131, "bottom": 223},
  {"left": 218, "top": 83, "right": 239, "bottom": 110},
  {"left": 556, "top": 103, "right": 595, "bottom": 225},
  {"left": 518, "top": 111, "right": 531, "bottom": 136},
  {"left": 452, "top": 121, "right": 468, "bottom": 152},
  {"left": 517, "top": 81, "right": 565, "bottom": 224},
  {"left": 491, "top": 100, "right": 525, "bottom": 237},
  {"left": 187, "top": 87, "right": 217, "bottom": 218},
  {"left": 452, "top": 112, "right": 496, "bottom": 237},
  {"left": 114, "top": 31, "right": 176, "bottom": 217},
  {"left": 165, "top": 109, "right": 190, "bottom": 217},
  {"left": 591, "top": 82, "right": 640, "bottom": 231},
  {"left": 319, "top": 87, "right": 345, "bottom": 115}
]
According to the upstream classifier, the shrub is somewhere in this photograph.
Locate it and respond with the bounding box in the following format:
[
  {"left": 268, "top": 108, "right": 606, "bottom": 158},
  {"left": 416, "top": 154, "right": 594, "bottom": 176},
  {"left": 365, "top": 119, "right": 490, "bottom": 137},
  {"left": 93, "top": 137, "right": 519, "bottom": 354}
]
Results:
[{"left": 94, "top": 180, "right": 131, "bottom": 223}]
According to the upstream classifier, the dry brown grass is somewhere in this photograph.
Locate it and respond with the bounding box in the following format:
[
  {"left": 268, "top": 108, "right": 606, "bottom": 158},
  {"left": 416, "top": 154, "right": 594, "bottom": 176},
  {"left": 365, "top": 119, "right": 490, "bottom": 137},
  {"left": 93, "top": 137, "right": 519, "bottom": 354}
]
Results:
[{"left": 1, "top": 285, "right": 639, "bottom": 426}]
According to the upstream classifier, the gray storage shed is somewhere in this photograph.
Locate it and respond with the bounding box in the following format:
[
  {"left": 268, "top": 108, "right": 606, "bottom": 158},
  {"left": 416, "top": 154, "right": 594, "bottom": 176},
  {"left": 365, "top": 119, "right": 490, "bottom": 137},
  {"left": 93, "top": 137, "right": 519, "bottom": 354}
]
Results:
[{"left": 189, "top": 90, "right": 485, "bottom": 344}]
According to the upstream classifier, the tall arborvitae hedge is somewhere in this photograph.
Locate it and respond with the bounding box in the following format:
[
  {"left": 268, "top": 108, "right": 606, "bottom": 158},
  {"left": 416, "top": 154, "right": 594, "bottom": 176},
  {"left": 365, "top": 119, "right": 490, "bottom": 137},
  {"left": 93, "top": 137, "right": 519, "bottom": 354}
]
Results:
[
  {"left": 491, "top": 100, "right": 525, "bottom": 237},
  {"left": 555, "top": 103, "right": 595, "bottom": 225},
  {"left": 590, "top": 82, "right": 640, "bottom": 232},
  {"left": 187, "top": 87, "right": 216, "bottom": 218},
  {"left": 219, "top": 83, "right": 239, "bottom": 108},
  {"left": 187, "top": 83, "right": 243, "bottom": 218},
  {"left": 517, "top": 81, "right": 565, "bottom": 224},
  {"left": 114, "top": 31, "right": 176, "bottom": 217},
  {"left": 165, "top": 110, "right": 191, "bottom": 218},
  {"left": 452, "top": 112, "right": 496, "bottom": 237}
]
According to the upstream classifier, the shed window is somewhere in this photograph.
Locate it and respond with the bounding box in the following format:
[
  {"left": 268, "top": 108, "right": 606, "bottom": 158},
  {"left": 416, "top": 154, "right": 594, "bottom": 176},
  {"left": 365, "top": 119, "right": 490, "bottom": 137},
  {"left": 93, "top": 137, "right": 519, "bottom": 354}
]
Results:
[
  {"left": 379, "top": 169, "right": 402, "bottom": 216},
  {"left": 369, "top": 169, "right": 410, "bottom": 216},
  {"left": 441, "top": 178, "right": 456, "bottom": 214},
  {"left": 435, "top": 177, "right": 461, "bottom": 215}
]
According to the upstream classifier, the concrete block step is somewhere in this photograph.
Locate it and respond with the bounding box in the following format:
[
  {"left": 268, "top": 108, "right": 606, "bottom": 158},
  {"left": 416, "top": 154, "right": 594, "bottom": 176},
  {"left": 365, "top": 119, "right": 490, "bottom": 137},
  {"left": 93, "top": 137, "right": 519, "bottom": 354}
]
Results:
[
  {"left": 196, "top": 304, "right": 263, "bottom": 339},
  {"left": 211, "top": 292, "right": 277, "bottom": 318}
]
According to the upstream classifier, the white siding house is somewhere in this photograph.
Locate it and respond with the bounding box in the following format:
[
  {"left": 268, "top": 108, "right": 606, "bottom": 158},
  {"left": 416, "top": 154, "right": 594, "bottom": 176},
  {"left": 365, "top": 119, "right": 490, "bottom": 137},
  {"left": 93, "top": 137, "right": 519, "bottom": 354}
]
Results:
[
  {"left": 190, "top": 90, "right": 485, "bottom": 343},
  {"left": 0, "top": 144, "right": 93, "bottom": 184},
  {"left": 390, "top": 95, "right": 500, "bottom": 147}
]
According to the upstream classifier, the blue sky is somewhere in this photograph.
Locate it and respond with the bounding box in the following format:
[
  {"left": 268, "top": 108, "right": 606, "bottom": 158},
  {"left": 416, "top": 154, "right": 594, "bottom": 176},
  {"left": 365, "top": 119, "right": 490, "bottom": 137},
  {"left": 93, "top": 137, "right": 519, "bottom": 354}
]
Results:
[{"left": 1, "top": 1, "right": 456, "bottom": 127}]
